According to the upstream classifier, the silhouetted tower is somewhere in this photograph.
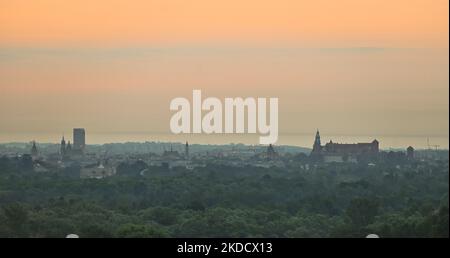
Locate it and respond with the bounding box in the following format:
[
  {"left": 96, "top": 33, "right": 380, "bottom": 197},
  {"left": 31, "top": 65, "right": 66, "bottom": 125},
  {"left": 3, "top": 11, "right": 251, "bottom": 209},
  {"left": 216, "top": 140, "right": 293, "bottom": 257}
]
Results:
[
  {"left": 73, "top": 128, "right": 85, "bottom": 152},
  {"left": 311, "top": 130, "right": 322, "bottom": 154},
  {"left": 66, "top": 141, "right": 72, "bottom": 153},
  {"left": 185, "top": 141, "right": 189, "bottom": 160},
  {"left": 267, "top": 144, "right": 277, "bottom": 160},
  {"left": 60, "top": 135, "right": 66, "bottom": 157},
  {"left": 31, "top": 141, "right": 38, "bottom": 158},
  {"left": 407, "top": 146, "right": 414, "bottom": 160},
  {"left": 371, "top": 139, "right": 379, "bottom": 152}
]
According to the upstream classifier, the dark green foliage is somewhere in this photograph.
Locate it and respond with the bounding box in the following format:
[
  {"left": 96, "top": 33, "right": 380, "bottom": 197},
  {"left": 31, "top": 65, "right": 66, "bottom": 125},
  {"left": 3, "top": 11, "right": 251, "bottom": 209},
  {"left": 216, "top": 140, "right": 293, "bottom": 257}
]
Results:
[
  {"left": 0, "top": 157, "right": 448, "bottom": 238},
  {"left": 346, "top": 198, "right": 379, "bottom": 227}
]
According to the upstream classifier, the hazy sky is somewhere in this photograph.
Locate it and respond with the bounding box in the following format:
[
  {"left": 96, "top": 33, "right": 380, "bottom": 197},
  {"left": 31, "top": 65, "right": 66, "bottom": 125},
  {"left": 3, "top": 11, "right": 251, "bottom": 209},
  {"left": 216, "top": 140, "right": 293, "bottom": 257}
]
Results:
[{"left": 0, "top": 0, "right": 448, "bottom": 145}]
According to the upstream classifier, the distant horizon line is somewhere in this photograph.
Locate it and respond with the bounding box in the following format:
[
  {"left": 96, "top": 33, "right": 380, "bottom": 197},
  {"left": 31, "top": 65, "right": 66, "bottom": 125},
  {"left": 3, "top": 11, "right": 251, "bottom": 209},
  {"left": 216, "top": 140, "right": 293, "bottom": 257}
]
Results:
[
  {"left": 0, "top": 140, "right": 448, "bottom": 152},
  {"left": 1, "top": 131, "right": 448, "bottom": 150}
]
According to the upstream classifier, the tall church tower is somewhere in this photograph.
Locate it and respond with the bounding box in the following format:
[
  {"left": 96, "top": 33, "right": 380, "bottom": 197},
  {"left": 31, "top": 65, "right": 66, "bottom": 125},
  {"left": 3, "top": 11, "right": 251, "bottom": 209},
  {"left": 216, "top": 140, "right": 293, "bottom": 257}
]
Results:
[
  {"left": 31, "top": 141, "right": 38, "bottom": 158},
  {"left": 60, "top": 135, "right": 66, "bottom": 157},
  {"left": 185, "top": 141, "right": 189, "bottom": 160},
  {"left": 311, "top": 129, "right": 322, "bottom": 155}
]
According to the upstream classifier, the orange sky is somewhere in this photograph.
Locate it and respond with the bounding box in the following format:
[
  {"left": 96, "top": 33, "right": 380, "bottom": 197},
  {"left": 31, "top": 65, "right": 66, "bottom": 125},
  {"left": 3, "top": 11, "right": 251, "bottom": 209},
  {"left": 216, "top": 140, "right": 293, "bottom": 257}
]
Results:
[
  {"left": 0, "top": 1, "right": 448, "bottom": 146},
  {"left": 0, "top": 0, "right": 448, "bottom": 47}
]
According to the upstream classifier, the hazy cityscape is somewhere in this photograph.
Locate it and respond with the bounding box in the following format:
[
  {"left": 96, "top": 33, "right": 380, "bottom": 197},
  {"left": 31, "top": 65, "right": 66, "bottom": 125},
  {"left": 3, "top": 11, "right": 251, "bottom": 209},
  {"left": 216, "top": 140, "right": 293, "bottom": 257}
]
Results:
[
  {"left": 0, "top": 128, "right": 447, "bottom": 238},
  {"left": 1, "top": 128, "right": 448, "bottom": 180}
]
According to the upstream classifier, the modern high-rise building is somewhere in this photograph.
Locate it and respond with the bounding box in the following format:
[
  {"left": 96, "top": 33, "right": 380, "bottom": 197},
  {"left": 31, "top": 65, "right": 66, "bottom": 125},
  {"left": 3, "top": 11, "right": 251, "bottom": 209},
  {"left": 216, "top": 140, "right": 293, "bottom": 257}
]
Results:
[{"left": 73, "top": 128, "right": 86, "bottom": 151}]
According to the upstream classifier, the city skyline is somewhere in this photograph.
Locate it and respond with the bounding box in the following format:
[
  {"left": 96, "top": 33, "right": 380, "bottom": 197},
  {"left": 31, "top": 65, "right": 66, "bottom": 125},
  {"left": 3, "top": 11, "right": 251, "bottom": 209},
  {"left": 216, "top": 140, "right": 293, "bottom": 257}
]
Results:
[{"left": 1, "top": 129, "right": 447, "bottom": 150}]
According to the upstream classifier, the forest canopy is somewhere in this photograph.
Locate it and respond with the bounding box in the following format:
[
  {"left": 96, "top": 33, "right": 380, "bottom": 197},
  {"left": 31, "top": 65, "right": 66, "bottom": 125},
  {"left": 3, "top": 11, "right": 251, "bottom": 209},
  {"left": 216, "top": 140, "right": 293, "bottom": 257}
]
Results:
[{"left": 0, "top": 157, "right": 448, "bottom": 238}]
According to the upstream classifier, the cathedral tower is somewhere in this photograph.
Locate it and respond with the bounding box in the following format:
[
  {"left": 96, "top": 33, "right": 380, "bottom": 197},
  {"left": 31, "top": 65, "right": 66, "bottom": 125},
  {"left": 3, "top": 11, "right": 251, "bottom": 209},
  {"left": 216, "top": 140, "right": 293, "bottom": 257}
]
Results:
[
  {"left": 312, "top": 129, "right": 322, "bottom": 154},
  {"left": 60, "top": 135, "right": 66, "bottom": 157}
]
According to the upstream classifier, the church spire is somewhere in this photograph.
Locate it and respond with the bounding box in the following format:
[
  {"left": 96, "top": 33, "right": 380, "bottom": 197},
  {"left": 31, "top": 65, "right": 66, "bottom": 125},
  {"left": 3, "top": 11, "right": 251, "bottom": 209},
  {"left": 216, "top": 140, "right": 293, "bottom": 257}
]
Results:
[
  {"left": 185, "top": 141, "right": 189, "bottom": 160},
  {"left": 312, "top": 129, "right": 322, "bottom": 154},
  {"left": 60, "top": 134, "right": 66, "bottom": 157},
  {"left": 31, "top": 140, "right": 38, "bottom": 157},
  {"left": 314, "top": 129, "right": 321, "bottom": 146}
]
